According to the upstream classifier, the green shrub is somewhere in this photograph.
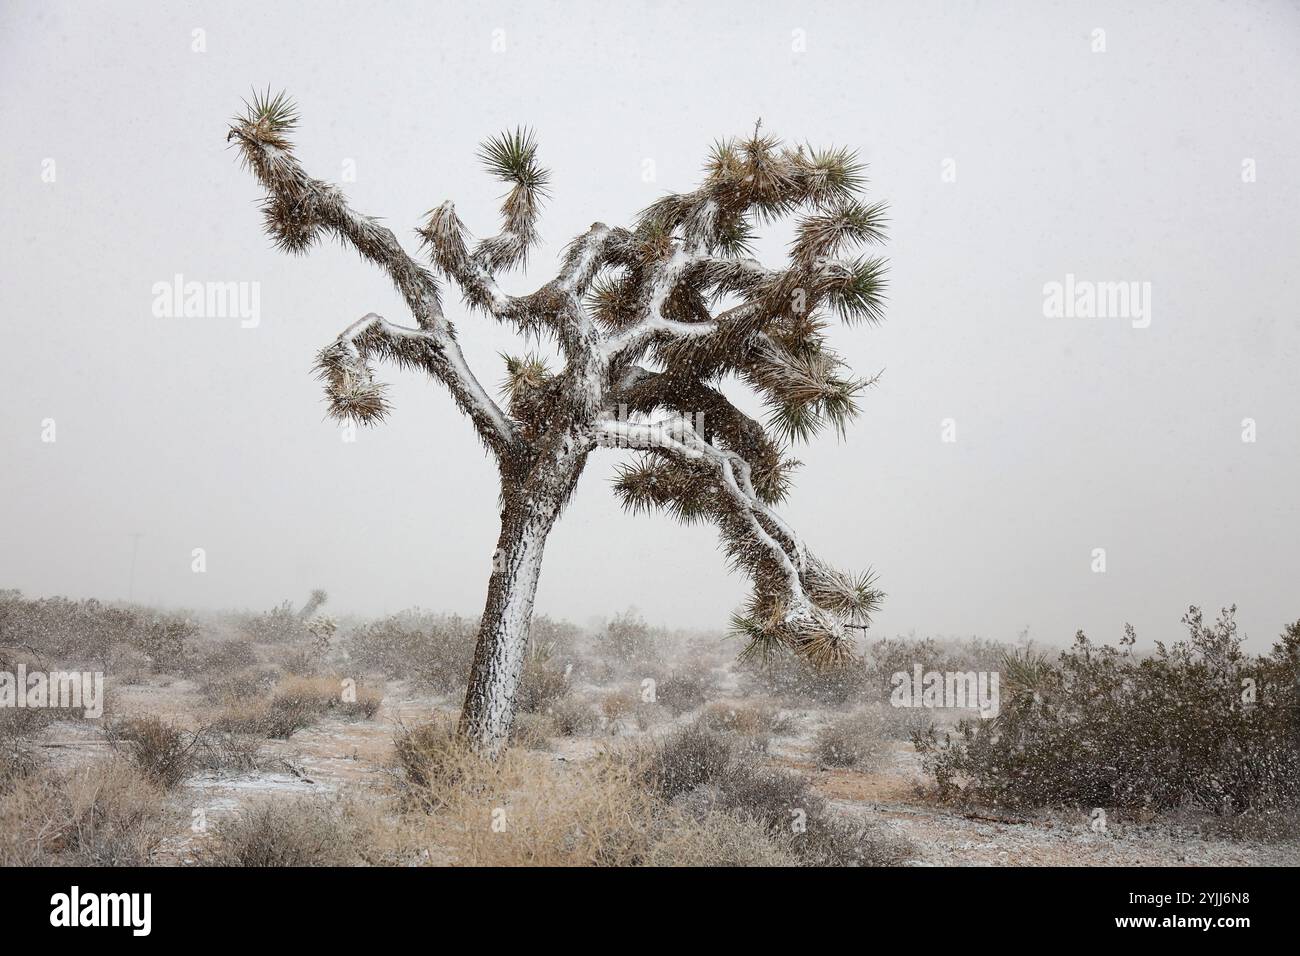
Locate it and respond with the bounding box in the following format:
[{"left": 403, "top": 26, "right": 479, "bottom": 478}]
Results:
[{"left": 917, "top": 608, "right": 1300, "bottom": 815}]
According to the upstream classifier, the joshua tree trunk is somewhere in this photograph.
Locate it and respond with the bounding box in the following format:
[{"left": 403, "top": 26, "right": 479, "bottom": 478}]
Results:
[
  {"left": 460, "top": 439, "right": 588, "bottom": 752},
  {"left": 458, "top": 490, "right": 559, "bottom": 752}
]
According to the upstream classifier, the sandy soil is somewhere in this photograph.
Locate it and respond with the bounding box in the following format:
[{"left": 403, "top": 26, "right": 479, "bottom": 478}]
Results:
[{"left": 21, "top": 670, "right": 1291, "bottom": 868}]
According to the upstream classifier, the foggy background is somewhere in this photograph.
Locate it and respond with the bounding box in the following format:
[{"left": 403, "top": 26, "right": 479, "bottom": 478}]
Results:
[{"left": 2, "top": 0, "right": 1297, "bottom": 651}]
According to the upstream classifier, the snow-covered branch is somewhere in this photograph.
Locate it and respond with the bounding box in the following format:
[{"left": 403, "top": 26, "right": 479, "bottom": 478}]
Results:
[
  {"left": 313, "top": 313, "right": 516, "bottom": 453},
  {"left": 593, "top": 415, "right": 880, "bottom": 664},
  {"left": 228, "top": 108, "right": 518, "bottom": 458}
]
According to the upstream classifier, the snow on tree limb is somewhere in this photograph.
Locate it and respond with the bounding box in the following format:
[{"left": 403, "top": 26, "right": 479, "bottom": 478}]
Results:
[
  {"left": 227, "top": 95, "right": 516, "bottom": 457},
  {"left": 593, "top": 415, "right": 882, "bottom": 665},
  {"left": 229, "top": 92, "right": 889, "bottom": 673}
]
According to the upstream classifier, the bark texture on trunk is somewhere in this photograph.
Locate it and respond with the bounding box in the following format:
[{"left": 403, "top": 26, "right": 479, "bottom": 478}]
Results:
[
  {"left": 459, "top": 434, "right": 588, "bottom": 754},
  {"left": 457, "top": 497, "right": 557, "bottom": 754}
]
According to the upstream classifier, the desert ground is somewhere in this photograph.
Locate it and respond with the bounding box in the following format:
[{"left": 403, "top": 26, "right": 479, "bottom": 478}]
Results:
[{"left": 2, "top": 593, "right": 1296, "bottom": 866}]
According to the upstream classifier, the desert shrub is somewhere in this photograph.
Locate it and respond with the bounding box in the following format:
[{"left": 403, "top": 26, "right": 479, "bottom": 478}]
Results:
[
  {"left": 791, "top": 811, "right": 914, "bottom": 866},
  {"left": 0, "top": 759, "right": 166, "bottom": 866},
  {"left": 348, "top": 610, "right": 475, "bottom": 692},
  {"left": 530, "top": 614, "right": 581, "bottom": 658},
  {"left": 211, "top": 698, "right": 311, "bottom": 739},
  {"left": 741, "top": 652, "right": 867, "bottom": 705},
  {"left": 605, "top": 608, "right": 658, "bottom": 664},
  {"left": 654, "top": 662, "right": 713, "bottom": 715},
  {"left": 397, "top": 725, "right": 669, "bottom": 865},
  {"left": 110, "top": 716, "right": 200, "bottom": 789},
  {"left": 214, "top": 675, "right": 384, "bottom": 738},
  {"left": 917, "top": 608, "right": 1300, "bottom": 815},
  {"left": 0, "top": 733, "right": 41, "bottom": 795},
  {"left": 947, "top": 635, "right": 1016, "bottom": 673},
  {"left": 390, "top": 722, "right": 904, "bottom": 866},
  {"left": 276, "top": 646, "right": 320, "bottom": 675},
  {"left": 0, "top": 593, "right": 134, "bottom": 661},
  {"left": 270, "top": 675, "right": 382, "bottom": 721},
  {"left": 199, "top": 798, "right": 360, "bottom": 866},
  {"left": 544, "top": 694, "right": 599, "bottom": 737},
  {"left": 645, "top": 810, "right": 800, "bottom": 866},
  {"left": 444, "top": 752, "right": 661, "bottom": 866},
  {"left": 393, "top": 719, "right": 471, "bottom": 805},
  {"left": 696, "top": 701, "right": 785, "bottom": 747},
  {"left": 714, "top": 758, "right": 811, "bottom": 826},
  {"left": 238, "top": 601, "right": 302, "bottom": 644},
  {"left": 744, "top": 634, "right": 1014, "bottom": 707},
  {"left": 198, "top": 667, "right": 277, "bottom": 705},
  {"left": 350, "top": 687, "right": 383, "bottom": 719},
  {"left": 814, "top": 708, "right": 886, "bottom": 769},
  {"left": 237, "top": 590, "right": 328, "bottom": 645},
  {"left": 136, "top": 617, "right": 197, "bottom": 672},
  {"left": 106, "top": 643, "right": 152, "bottom": 684},
  {"left": 0, "top": 592, "right": 194, "bottom": 670},
  {"left": 108, "top": 715, "right": 260, "bottom": 784},
  {"left": 642, "top": 724, "right": 735, "bottom": 801},
  {"left": 716, "top": 757, "right": 909, "bottom": 865},
  {"left": 0, "top": 662, "right": 111, "bottom": 734},
  {"left": 865, "top": 635, "right": 1012, "bottom": 698},
  {"left": 0, "top": 700, "right": 60, "bottom": 737},
  {"left": 864, "top": 636, "right": 940, "bottom": 698},
  {"left": 516, "top": 640, "right": 569, "bottom": 713},
  {"left": 600, "top": 688, "right": 639, "bottom": 726},
  {"left": 598, "top": 687, "right": 662, "bottom": 732},
  {"left": 509, "top": 712, "right": 555, "bottom": 751},
  {"left": 877, "top": 701, "right": 933, "bottom": 741},
  {"left": 391, "top": 728, "right": 669, "bottom": 864},
  {"left": 196, "top": 639, "right": 259, "bottom": 672},
  {"left": 191, "top": 731, "right": 264, "bottom": 775},
  {"left": 637, "top": 726, "right": 910, "bottom": 866}
]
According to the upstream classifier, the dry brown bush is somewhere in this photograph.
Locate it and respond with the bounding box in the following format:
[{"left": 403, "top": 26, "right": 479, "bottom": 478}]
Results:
[
  {"left": 272, "top": 675, "right": 383, "bottom": 720},
  {"left": 211, "top": 697, "right": 312, "bottom": 739},
  {"left": 544, "top": 694, "right": 599, "bottom": 737},
  {"left": 198, "top": 798, "right": 364, "bottom": 866},
  {"left": 645, "top": 811, "right": 800, "bottom": 866},
  {"left": 509, "top": 712, "right": 556, "bottom": 751},
  {"left": 0, "top": 759, "right": 167, "bottom": 866},
  {"left": 653, "top": 661, "right": 714, "bottom": 715},
  {"left": 109, "top": 716, "right": 200, "bottom": 789},
  {"left": 198, "top": 667, "right": 278, "bottom": 705},
  {"left": 813, "top": 707, "right": 887, "bottom": 770}
]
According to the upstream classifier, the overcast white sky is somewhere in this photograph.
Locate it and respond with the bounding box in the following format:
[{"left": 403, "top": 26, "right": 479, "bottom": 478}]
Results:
[{"left": 2, "top": 0, "right": 1297, "bottom": 650}]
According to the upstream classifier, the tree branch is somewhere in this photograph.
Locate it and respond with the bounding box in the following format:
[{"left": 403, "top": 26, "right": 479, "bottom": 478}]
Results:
[
  {"left": 592, "top": 415, "right": 879, "bottom": 663},
  {"left": 228, "top": 112, "right": 518, "bottom": 458},
  {"left": 313, "top": 313, "right": 517, "bottom": 452}
]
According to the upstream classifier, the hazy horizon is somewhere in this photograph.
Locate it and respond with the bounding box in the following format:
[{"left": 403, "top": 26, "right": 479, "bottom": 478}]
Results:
[{"left": 3, "top": 0, "right": 1298, "bottom": 652}]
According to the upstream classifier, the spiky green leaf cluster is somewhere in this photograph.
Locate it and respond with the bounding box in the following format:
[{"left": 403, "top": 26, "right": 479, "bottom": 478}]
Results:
[
  {"left": 232, "top": 88, "right": 299, "bottom": 147},
  {"left": 478, "top": 128, "right": 551, "bottom": 192}
]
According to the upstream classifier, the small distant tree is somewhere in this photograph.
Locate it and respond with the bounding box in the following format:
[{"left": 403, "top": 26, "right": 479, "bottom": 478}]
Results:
[{"left": 227, "top": 92, "right": 889, "bottom": 752}]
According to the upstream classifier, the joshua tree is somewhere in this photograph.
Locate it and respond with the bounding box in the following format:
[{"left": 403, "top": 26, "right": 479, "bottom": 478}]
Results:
[{"left": 227, "top": 92, "right": 889, "bottom": 753}]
